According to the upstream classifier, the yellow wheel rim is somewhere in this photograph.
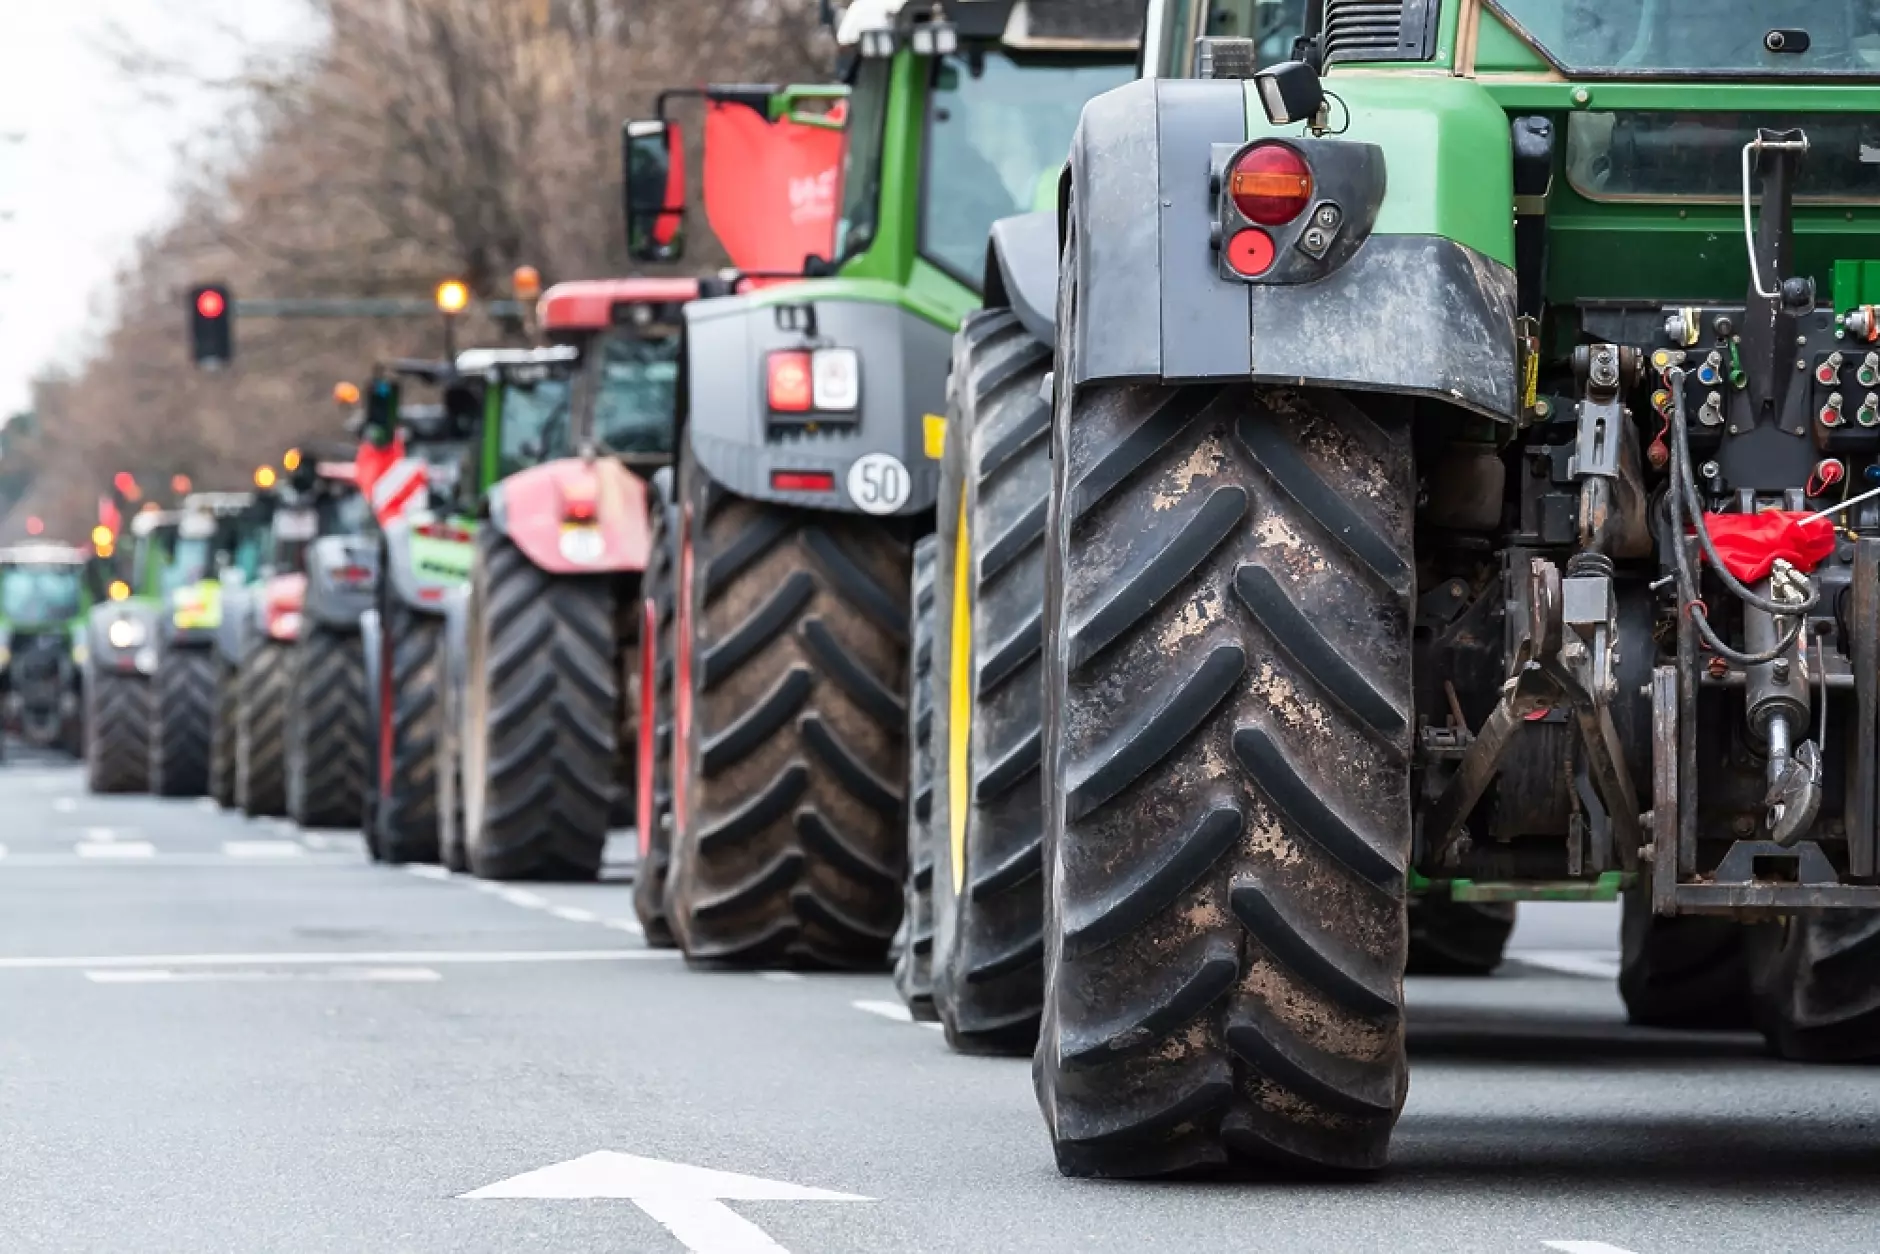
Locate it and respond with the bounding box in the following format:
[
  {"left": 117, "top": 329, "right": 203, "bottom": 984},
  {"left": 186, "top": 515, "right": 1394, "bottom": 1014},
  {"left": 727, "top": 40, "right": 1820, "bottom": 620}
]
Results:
[{"left": 948, "top": 482, "right": 972, "bottom": 897}]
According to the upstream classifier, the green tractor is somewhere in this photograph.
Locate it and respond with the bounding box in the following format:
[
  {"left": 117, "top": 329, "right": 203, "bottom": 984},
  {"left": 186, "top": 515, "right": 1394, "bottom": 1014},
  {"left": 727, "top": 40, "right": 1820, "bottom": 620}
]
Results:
[
  {"left": 623, "top": 2, "right": 1138, "bottom": 966},
  {"left": 1016, "top": 0, "right": 1880, "bottom": 1179},
  {"left": 0, "top": 542, "right": 92, "bottom": 756}
]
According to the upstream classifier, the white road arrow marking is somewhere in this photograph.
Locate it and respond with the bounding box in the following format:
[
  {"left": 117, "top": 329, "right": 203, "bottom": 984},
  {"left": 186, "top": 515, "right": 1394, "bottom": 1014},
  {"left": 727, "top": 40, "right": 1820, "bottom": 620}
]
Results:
[{"left": 461, "top": 1151, "right": 871, "bottom": 1253}]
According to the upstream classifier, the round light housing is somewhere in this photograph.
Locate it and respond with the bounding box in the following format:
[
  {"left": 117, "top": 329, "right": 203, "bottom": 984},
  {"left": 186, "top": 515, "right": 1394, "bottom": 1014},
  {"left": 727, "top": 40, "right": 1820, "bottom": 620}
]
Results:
[
  {"left": 1229, "top": 143, "right": 1313, "bottom": 227},
  {"left": 1225, "top": 229, "right": 1277, "bottom": 278},
  {"left": 107, "top": 617, "right": 146, "bottom": 650}
]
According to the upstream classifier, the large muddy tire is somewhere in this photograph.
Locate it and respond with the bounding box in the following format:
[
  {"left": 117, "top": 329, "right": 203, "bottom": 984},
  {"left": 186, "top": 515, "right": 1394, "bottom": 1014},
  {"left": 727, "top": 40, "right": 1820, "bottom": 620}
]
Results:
[
  {"left": 1618, "top": 887, "right": 1751, "bottom": 1029},
  {"left": 895, "top": 535, "right": 940, "bottom": 1018},
  {"left": 209, "top": 660, "right": 238, "bottom": 807},
  {"left": 375, "top": 600, "right": 442, "bottom": 863},
  {"left": 1038, "top": 371, "right": 1415, "bottom": 1179},
  {"left": 932, "top": 310, "right": 1050, "bottom": 1054},
  {"left": 436, "top": 633, "right": 468, "bottom": 874},
  {"left": 1745, "top": 914, "right": 1880, "bottom": 1061},
  {"left": 85, "top": 670, "right": 151, "bottom": 794},
  {"left": 665, "top": 443, "right": 909, "bottom": 967},
  {"left": 237, "top": 642, "right": 290, "bottom": 817},
  {"left": 149, "top": 648, "right": 215, "bottom": 797},
  {"left": 634, "top": 475, "right": 680, "bottom": 945},
  {"left": 462, "top": 529, "right": 620, "bottom": 881},
  {"left": 1406, "top": 898, "right": 1515, "bottom": 976},
  {"left": 286, "top": 627, "right": 367, "bottom": 829}
]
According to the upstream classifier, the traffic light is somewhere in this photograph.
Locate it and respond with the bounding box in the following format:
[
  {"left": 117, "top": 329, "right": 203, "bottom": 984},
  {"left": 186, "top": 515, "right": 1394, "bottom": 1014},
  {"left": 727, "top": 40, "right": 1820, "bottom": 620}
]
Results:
[{"left": 190, "top": 283, "right": 234, "bottom": 366}]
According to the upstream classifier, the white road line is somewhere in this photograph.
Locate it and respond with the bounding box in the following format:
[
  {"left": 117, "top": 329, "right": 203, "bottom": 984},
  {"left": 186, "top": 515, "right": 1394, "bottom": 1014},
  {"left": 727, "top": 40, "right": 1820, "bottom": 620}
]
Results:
[
  {"left": 85, "top": 826, "right": 118, "bottom": 843},
  {"left": 852, "top": 999, "right": 943, "bottom": 1031},
  {"left": 194, "top": 797, "right": 220, "bottom": 811},
  {"left": 403, "top": 864, "right": 454, "bottom": 881},
  {"left": 1511, "top": 951, "right": 1623, "bottom": 980},
  {"left": 86, "top": 967, "right": 443, "bottom": 984},
  {"left": 1543, "top": 1242, "right": 1640, "bottom": 1254},
  {"left": 0, "top": 854, "right": 348, "bottom": 869},
  {"left": 761, "top": 972, "right": 804, "bottom": 983},
  {"left": 0, "top": 844, "right": 8, "bottom": 860},
  {"left": 0, "top": 949, "right": 675, "bottom": 971},
  {"left": 51, "top": 797, "right": 76, "bottom": 813},
  {"left": 601, "top": 918, "right": 645, "bottom": 936},
  {"left": 75, "top": 842, "right": 156, "bottom": 859},
  {"left": 223, "top": 840, "right": 307, "bottom": 859},
  {"left": 549, "top": 906, "right": 598, "bottom": 923},
  {"left": 498, "top": 888, "right": 549, "bottom": 909}
]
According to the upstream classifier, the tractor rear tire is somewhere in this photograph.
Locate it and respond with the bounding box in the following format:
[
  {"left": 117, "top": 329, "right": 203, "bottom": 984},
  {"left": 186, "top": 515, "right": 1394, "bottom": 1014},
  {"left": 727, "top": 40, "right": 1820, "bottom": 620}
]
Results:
[
  {"left": 437, "top": 641, "right": 468, "bottom": 874},
  {"left": 462, "top": 529, "right": 621, "bottom": 881},
  {"left": 85, "top": 671, "right": 151, "bottom": 794},
  {"left": 1038, "top": 373, "right": 1415, "bottom": 1179},
  {"left": 1618, "top": 886, "right": 1751, "bottom": 1029},
  {"left": 374, "top": 600, "right": 442, "bottom": 863},
  {"left": 932, "top": 309, "right": 1051, "bottom": 1054},
  {"left": 286, "top": 626, "right": 367, "bottom": 829},
  {"left": 237, "top": 642, "right": 290, "bottom": 818},
  {"left": 634, "top": 476, "right": 680, "bottom": 945},
  {"left": 209, "top": 659, "right": 238, "bottom": 807},
  {"left": 1406, "top": 898, "right": 1515, "bottom": 976},
  {"left": 149, "top": 648, "right": 215, "bottom": 798},
  {"left": 665, "top": 444, "right": 909, "bottom": 968},
  {"left": 1745, "top": 913, "right": 1880, "bottom": 1060},
  {"left": 894, "top": 535, "right": 939, "bottom": 1019}
]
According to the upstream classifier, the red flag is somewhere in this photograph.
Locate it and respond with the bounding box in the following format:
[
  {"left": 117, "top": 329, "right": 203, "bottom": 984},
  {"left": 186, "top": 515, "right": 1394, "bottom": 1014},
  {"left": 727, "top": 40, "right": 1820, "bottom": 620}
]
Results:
[
  {"left": 1700, "top": 511, "right": 1837, "bottom": 583},
  {"left": 703, "top": 102, "right": 844, "bottom": 276}
]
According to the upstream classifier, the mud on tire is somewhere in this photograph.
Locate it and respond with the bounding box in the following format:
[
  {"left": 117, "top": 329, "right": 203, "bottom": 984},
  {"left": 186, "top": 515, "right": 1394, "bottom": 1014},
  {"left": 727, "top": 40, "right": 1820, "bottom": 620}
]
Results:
[
  {"left": 375, "top": 599, "right": 443, "bottom": 863},
  {"left": 236, "top": 642, "right": 290, "bottom": 817},
  {"left": 86, "top": 670, "right": 151, "bottom": 794},
  {"left": 634, "top": 473, "right": 680, "bottom": 944},
  {"left": 149, "top": 647, "right": 216, "bottom": 797},
  {"left": 895, "top": 535, "right": 940, "bottom": 1018},
  {"left": 932, "top": 309, "right": 1051, "bottom": 1053},
  {"left": 1038, "top": 373, "right": 1415, "bottom": 1178},
  {"left": 665, "top": 443, "right": 909, "bottom": 967},
  {"left": 286, "top": 626, "right": 367, "bottom": 829},
  {"left": 463, "top": 528, "right": 622, "bottom": 881}
]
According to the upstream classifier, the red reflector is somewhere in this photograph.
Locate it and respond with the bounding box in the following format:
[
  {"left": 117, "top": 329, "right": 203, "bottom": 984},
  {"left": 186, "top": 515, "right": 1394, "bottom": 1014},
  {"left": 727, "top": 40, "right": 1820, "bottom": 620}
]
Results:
[
  {"left": 564, "top": 496, "right": 597, "bottom": 522},
  {"left": 767, "top": 352, "right": 814, "bottom": 413},
  {"left": 771, "top": 470, "right": 835, "bottom": 493},
  {"left": 333, "top": 564, "right": 372, "bottom": 583},
  {"left": 418, "top": 587, "right": 446, "bottom": 601},
  {"left": 1229, "top": 143, "right": 1313, "bottom": 226},
  {"left": 1225, "top": 229, "right": 1277, "bottom": 277}
]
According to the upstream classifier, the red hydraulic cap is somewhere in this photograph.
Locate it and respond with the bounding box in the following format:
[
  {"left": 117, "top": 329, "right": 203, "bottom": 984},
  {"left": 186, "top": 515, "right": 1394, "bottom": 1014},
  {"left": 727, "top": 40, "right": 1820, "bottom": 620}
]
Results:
[{"left": 538, "top": 278, "right": 702, "bottom": 332}]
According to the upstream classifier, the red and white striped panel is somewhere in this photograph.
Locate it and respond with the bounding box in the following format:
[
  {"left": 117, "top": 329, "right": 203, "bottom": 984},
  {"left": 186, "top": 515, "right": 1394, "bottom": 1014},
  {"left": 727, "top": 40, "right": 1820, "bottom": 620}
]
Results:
[{"left": 370, "top": 457, "right": 429, "bottom": 524}]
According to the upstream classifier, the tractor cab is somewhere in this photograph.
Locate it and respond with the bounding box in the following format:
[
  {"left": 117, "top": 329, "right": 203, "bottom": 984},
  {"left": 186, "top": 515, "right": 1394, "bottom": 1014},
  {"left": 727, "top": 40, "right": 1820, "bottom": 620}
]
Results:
[
  {"left": 536, "top": 279, "right": 697, "bottom": 472},
  {"left": 0, "top": 541, "right": 90, "bottom": 752}
]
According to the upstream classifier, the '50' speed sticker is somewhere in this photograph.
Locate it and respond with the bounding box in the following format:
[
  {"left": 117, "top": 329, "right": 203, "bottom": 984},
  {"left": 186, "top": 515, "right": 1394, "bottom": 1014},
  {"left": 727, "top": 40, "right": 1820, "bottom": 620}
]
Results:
[{"left": 846, "top": 453, "right": 911, "bottom": 515}]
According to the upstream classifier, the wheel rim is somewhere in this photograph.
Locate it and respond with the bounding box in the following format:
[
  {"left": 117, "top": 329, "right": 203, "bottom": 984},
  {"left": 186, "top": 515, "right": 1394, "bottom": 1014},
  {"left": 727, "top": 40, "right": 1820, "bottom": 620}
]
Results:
[{"left": 947, "top": 481, "right": 973, "bottom": 897}]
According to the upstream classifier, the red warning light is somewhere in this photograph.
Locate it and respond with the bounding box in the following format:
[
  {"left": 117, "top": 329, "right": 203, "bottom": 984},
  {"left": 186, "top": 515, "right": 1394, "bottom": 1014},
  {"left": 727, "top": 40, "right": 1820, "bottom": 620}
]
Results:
[{"left": 196, "top": 289, "right": 226, "bottom": 320}]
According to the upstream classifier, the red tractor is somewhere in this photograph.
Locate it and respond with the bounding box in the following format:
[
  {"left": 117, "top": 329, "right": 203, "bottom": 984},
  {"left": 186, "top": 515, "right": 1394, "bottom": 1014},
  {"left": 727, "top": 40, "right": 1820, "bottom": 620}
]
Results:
[{"left": 446, "top": 278, "right": 697, "bottom": 880}]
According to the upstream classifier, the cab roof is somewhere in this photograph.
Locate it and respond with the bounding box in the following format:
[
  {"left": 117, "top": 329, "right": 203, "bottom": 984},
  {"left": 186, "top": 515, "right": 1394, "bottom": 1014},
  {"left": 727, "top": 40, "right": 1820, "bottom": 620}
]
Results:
[
  {"left": 538, "top": 279, "right": 701, "bottom": 332},
  {"left": 835, "top": 0, "right": 1140, "bottom": 50}
]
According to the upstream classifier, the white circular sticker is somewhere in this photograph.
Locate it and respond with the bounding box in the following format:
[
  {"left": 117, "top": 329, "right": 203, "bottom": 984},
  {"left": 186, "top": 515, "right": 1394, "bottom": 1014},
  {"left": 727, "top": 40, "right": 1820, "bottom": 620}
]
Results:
[{"left": 846, "top": 453, "right": 912, "bottom": 516}]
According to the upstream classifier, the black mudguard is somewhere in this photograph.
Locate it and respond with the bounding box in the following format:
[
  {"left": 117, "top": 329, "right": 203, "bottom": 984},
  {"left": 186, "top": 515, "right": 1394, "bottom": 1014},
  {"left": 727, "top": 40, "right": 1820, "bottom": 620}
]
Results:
[
  {"left": 983, "top": 211, "right": 1059, "bottom": 347},
  {"left": 303, "top": 535, "right": 377, "bottom": 631},
  {"left": 1063, "top": 78, "right": 1519, "bottom": 422},
  {"left": 681, "top": 293, "right": 952, "bottom": 514}
]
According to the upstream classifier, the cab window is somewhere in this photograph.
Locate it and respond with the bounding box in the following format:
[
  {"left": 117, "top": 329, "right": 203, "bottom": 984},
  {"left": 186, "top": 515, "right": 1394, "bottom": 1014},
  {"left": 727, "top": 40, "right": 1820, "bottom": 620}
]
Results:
[{"left": 591, "top": 332, "right": 680, "bottom": 458}]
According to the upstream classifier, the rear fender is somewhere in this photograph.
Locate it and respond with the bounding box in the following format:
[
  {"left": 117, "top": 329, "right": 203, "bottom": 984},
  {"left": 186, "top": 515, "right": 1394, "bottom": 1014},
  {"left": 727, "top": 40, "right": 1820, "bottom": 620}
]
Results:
[
  {"left": 682, "top": 292, "right": 949, "bottom": 514},
  {"left": 304, "top": 536, "right": 377, "bottom": 629},
  {"left": 982, "top": 210, "right": 1059, "bottom": 347},
  {"left": 486, "top": 457, "right": 650, "bottom": 575},
  {"left": 383, "top": 520, "right": 461, "bottom": 615},
  {"left": 1065, "top": 77, "right": 1518, "bottom": 422}
]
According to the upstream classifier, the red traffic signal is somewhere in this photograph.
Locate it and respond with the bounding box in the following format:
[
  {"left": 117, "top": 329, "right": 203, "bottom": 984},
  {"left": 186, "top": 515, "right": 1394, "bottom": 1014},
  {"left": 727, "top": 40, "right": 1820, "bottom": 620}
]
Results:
[{"left": 189, "top": 283, "right": 233, "bottom": 366}]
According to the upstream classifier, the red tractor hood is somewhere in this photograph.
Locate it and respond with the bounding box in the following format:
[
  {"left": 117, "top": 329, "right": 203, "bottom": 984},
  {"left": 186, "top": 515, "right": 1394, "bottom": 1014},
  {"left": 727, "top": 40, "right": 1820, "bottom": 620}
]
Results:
[{"left": 489, "top": 458, "right": 652, "bottom": 575}]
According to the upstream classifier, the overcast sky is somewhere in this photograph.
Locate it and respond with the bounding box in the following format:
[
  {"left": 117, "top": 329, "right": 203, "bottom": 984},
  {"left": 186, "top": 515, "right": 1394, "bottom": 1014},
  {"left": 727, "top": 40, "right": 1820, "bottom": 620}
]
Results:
[{"left": 0, "top": 2, "right": 317, "bottom": 417}]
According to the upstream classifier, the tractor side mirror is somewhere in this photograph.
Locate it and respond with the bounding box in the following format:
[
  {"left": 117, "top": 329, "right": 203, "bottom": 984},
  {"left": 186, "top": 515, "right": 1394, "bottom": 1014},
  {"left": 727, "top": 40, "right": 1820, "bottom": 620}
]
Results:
[
  {"left": 624, "top": 118, "right": 687, "bottom": 263},
  {"left": 364, "top": 379, "right": 399, "bottom": 449}
]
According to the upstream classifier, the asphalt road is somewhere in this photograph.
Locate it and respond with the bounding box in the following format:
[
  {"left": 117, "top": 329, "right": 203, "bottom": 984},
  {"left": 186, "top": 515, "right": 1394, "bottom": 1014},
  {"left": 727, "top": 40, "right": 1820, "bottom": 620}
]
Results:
[{"left": 3, "top": 755, "right": 1878, "bottom": 1254}]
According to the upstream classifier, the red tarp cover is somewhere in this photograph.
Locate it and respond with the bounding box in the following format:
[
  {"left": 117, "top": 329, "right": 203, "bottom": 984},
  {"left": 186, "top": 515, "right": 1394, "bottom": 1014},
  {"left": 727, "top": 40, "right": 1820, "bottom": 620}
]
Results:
[
  {"left": 1701, "top": 511, "right": 1837, "bottom": 583},
  {"left": 702, "top": 102, "right": 843, "bottom": 277}
]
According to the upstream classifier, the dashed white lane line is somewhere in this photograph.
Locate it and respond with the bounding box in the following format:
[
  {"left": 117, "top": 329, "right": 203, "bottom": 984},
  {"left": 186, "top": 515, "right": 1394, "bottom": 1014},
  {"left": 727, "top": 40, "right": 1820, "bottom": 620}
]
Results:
[
  {"left": 401, "top": 863, "right": 645, "bottom": 935},
  {"left": 1510, "top": 951, "right": 1622, "bottom": 980},
  {"left": 86, "top": 967, "right": 442, "bottom": 985},
  {"left": 761, "top": 972, "right": 804, "bottom": 983},
  {"left": 497, "top": 888, "right": 549, "bottom": 909},
  {"left": 222, "top": 840, "right": 307, "bottom": 859},
  {"left": 76, "top": 841, "right": 156, "bottom": 859},
  {"left": 85, "top": 826, "right": 118, "bottom": 843},
  {"left": 0, "top": 949, "right": 678, "bottom": 972},
  {"left": 404, "top": 864, "right": 453, "bottom": 881},
  {"left": 0, "top": 844, "right": 8, "bottom": 860},
  {"left": 549, "top": 906, "right": 598, "bottom": 924},
  {"left": 51, "top": 797, "right": 76, "bottom": 814},
  {"left": 1543, "top": 1242, "right": 1640, "bottom": 1254},
  {"left": 853, "top": 999, "right": 942, "bottom": 1031},
  {"left": 601, "top": 918, "right": 644, "bottom": 935}
]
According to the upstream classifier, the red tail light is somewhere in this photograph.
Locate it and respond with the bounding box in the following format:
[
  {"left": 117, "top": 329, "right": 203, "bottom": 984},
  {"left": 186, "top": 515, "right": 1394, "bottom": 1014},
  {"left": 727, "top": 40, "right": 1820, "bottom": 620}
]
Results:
[
  {"left": 333, "top": 564, "right": 372, "bottom": 584},
  {"left": 1225, "top": 229, "right": 1277, "bottom": 278},
  {"left": 1229, "top": 143, "right": 1313, "bottom": 226},
  {"left": 771, "top": 470, "right": 835, "bottom": 493},
  {"left": 767, "top": 352, "right": 814, "bottom": 413},
  {"left": 416, "top": 520, "right": 473, "bottom": 543}
]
